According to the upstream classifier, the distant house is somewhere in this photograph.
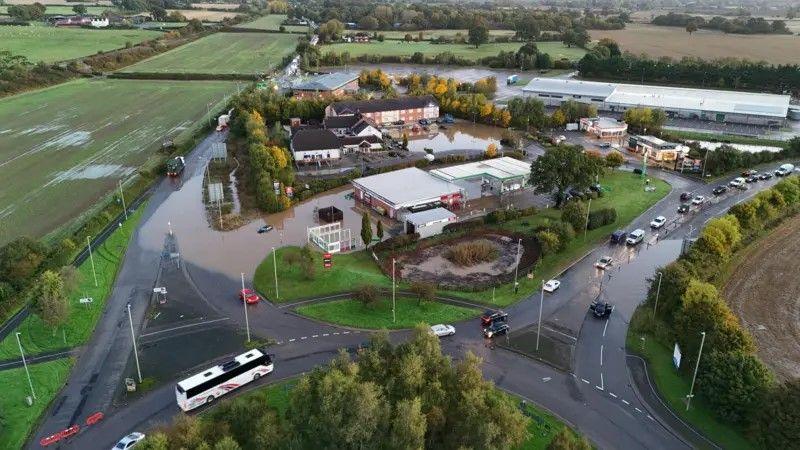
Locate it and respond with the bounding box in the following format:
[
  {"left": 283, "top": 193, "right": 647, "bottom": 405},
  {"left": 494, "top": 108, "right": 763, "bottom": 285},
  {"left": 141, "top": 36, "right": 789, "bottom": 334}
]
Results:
[
  {"left": 53, "top": 16, "right": 92, "bottom": 26},
  {"left": 326, "top": 96, "right": 439, "bottom": 126},
  {"left": 90, "top": 17, "right": 109, "bottom": 28},
  {"left": 629, "top": 135, "right": 688, "bottom": 163},
  {"left": 290, "top": 115, "right": 384, "bottom": 163},
  {"left": 344, "top": 32, "right": 370, "bottom": 43},
  {"left": 322, "top": 113, "right": 381, "bottom": 138},
  {"left": 290, "top": 129, "right": 342, "bottom": 163},
  {"left": 292, "top": 72, "right": 359, "bottom": 100}
]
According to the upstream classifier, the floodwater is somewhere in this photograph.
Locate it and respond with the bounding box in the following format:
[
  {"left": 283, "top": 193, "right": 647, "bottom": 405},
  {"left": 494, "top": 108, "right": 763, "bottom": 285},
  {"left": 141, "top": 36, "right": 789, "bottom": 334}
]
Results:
[{"left": 400, "top": 122, "right": 504, "bottom": 153}]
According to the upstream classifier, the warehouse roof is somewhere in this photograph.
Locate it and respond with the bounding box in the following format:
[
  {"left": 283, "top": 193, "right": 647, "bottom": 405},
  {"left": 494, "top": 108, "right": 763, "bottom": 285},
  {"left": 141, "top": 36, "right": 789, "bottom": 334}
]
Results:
[
  {"left": 352, "top": 167, "right": 461, "bottom": 207},
  {"left": 292, "top": 72, "right": 358, "bottom": 92},
  {"left": 429, "top": 157, "right": 531, "bottom": 182},
  {"left": 523, "top": 78, "right": 791, "bottom": 118},
  {"left": 405, "top": 207, "right": 456, "bottom": 225}
]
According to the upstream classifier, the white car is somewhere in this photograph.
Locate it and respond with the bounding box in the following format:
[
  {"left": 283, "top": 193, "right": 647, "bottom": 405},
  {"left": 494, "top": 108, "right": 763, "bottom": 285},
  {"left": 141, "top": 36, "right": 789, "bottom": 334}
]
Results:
[
  {"left": 729, "top": 177, "right": 746, "bottom": 188},
  {"left": 113, "top": 432, "right": 145, "bottom": 450},
  {"left": 649, "top": 216, "right": 667, "bottom": 229},
  {"left": 691, "top": 195, "right": 706, "bottom": 205},
  {"left": 595, "top": 256, "right": 614, "bottom": 270},
  {"left": 430, "top": 324, "right": 455, "bottom": 337},
  {"left": 543, "top": 279, "right": 561, "bottom": 292},
  {"left": 626, "top": 229, "right": 645, "bottom": 246}
]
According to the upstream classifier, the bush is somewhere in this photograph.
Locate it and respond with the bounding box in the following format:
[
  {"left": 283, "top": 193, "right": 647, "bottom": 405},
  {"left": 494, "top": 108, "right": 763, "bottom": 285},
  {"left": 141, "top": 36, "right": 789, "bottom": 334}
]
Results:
[
  {"left": 373, "top": 233, "right": 420, "bottom": 253},
  {"left": 445, "top": 240, "right": 499, "bottom": 266},
  {"left": 409, "top": 281, "right": 437, "bottom": 303},
  {"left": 561, "top": 200, "right": 587, "bottom": 233},
  {"left": 535, "top": 230, "right": 560, "bottom": 255},
  {"left": 355, "top": 284, "right": 380, "bottom": 308},
  {"left": 697, "top": 350, "right": 772, "bottom": 424},
  {"left": 587, "top": 207, "right": 617, "bottom": 230},
  {"left": 442, "top": 219, "right": 483, "bottom": 234}
]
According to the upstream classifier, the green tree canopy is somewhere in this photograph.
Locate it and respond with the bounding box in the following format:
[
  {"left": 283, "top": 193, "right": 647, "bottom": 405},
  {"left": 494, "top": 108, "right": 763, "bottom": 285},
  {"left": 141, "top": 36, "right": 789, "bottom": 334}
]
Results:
[{"left": 530, "top": 145, "right": 604, "bottom": 207}]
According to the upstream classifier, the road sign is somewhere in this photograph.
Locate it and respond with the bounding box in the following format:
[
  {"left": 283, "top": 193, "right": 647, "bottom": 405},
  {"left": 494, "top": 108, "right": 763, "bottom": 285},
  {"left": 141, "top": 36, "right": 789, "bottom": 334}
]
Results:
[
  {"left": 323, "top": 253, "right": 332, "bottom": 268},
  {"left": 673, "top": 343, "right": 682, "bottom": 369}
]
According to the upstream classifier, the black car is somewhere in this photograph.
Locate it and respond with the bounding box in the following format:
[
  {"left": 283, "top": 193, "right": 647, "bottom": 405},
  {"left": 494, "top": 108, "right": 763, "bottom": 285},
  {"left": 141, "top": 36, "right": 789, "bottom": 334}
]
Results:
[
  {"left": 481, "top": 310, "right": 508, "bottom": 327},
  {"left": 610, "top": 230, "right": 627, "bottom": 244},
  {"left": 712, "top": 185, "right": 728, "bottom": 196},
  {"left": 678, "top": 203, "right": 691, "bottom": 214},
  {"left": 418, "top": 118, "right": 430, "bottom": 126},
  {"left": 483, "top": 322, "right": 509, "bottom": 338},
  {"left": 257, "top": 225, "right": 274, "bottom": 234},
  {"left": 598, "top": 142, "right": 611, "bottom": 149},
  {"left": 746, "top": 176, "right": 759, "bottom": 183},
  {"left": 680, "top": 192, "right": 693, "bottom": 201},
  {"left": 760, "top": 172, "right": 773, "bottom": 180},
  {"left": 589, "top": 301, "right": 613, "bottom": 318}
]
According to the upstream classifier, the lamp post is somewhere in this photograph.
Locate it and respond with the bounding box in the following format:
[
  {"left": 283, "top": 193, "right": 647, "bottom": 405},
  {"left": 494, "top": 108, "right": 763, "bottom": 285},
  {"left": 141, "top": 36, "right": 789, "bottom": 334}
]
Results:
[
  {"left": 392, "top": 258, "right": 396, "bottom": 323},
  {"left": 87, "top": 236, "right": 97, "bottom": 287},
  {"left": 584, "top": 197, "right": 592, "bottom": 241},
  {"left": 127, "top": 303, "right": 142, "bottom": 383},
  {"left": 701, "top": 147, "right": 711, "bottom": 179},
  {"left": 118, "top": 180, "right": 127, "bottom": 220},
  {"left": 272, "top": 247, "right": 279, "bottom": 300},
  {"left": 241, "top": 273, "right": 251, "bottom": 342},
  {"left": 536, "top": 280, "right": 544, "bottom": 351},
  {"left": 686, "top": 331, "right": 706, "bottom": 411},
  {"left": 653, "top": 271, "right": 663, "bottom": 318},
  {"left": 513, "top": 239, "right": 522, "bottom": 294},
  {"left": 15, "top": 333, "right": 36, "bottom": 401}
]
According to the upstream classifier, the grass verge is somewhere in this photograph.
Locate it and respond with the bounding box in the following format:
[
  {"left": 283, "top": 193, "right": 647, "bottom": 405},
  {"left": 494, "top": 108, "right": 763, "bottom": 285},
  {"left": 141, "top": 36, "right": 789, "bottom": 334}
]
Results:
[
  {"left": 627, "top": 309, "right": 755, "bottom": 450},
  {"left": 296, "top": 297, "right": 479, "bottom": 330},
  {"left": 0, "top": 358, "right": 73, "bottom": 450},
  {"left": 0, "top": 203, "right": 147, "bottom": 359}
]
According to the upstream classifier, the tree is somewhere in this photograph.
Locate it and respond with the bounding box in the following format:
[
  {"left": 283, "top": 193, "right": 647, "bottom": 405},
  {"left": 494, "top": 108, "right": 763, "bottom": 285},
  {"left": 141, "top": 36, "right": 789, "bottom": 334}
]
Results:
[
  {"left": 355, "top": 284, "right": 379, "bottom": 308},
  {"left": 755, "top": 378, "right": 800, "bottom": 448},
  {"left": 359, "top": 16, "right": 379, "bottom": 30},
  {"left": 605, "top": 151, "right": 624, "bottom": 169},
  {"left": 402, "top": 133, "right": 409, "bottom": 149},
  {"left": 561, "top": 200, "right": 587, "bottom": 232},
  {"left": 686, "top": 21, "right": 699, "bottom": 34},
  {"left": 530, "top": 145, "right": 603, "bottom": 207},
  {"left": 548, "top": 426, "right": 592, "bottom": 450},
  {"left": 376, "top": 220, "right": 384, "bottom": 241},
  {"left": 535, "top": 230, "right": 560, "bottom": 255},
  {"left": 360, "top": 212, "right": 373, "bottom": 248},
  {"left": 151, "top": 6, "right": 167, "bottom": 21},
  {"left": 485, "top": 143, "right": 498, "bottom": 158},
  {"left": 697, "top": 350, "right": 772, "bottom": 424},
  {"left": 646, "top": 261, "right": 693, "bottom": 321},
  {"left": 468, "top": 20, "right": 489, "bottom": 48},
  {"left": 409, "top": 281, "right": 436, "bottom": 305},
  {"left": 389, "top": 398, "right": 426, "bottom": 449},
  {"left": 299, "top": 244, "right": 315, "bottom": 280},
  {"left": 72, "top": 4, "right": 87, "bottom": 14},
  {"left": 8, "top": 3, "right": 46, "bottom": 20},
  {"left": 0, "top": 237, "right": 48, "bottom": 289},
  {"left": 29, "top": 270, "right": 68, "bottom": 330}
]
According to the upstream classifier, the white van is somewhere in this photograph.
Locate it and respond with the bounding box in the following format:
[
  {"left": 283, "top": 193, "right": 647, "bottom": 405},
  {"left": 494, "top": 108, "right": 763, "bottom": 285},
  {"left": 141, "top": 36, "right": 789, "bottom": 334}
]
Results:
[
  {"left": 626, "top": 229, "right": 645, "bottom": 246},
  {"left": 776, "top": 163, "right": 795, "bottom": 176}
]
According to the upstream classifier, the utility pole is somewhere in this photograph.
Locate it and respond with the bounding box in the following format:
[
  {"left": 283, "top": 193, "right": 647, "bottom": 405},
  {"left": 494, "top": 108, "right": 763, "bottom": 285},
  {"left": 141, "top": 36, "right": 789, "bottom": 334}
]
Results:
[
  {"left": 686, "top": 331, "right": 706, "bottom": 411},
  {"left": 584, "top": 197, "right": 592, "bottom": 241},
  {"left": 653, "top": 271, "right": 663, "bottom": 318},
  {"left": 536, "top": 280, "right": 544, "bottom": 351},
  {"left": 118, "top": 180, "right": 127, "bottom": 220},
  {"left": 127, "top": 303, "right": 142, "bottom": 383},
  {"left": 392, "top": 258, "right": 396, "bottom": 323},
  {"left": 272, "top": 247, "right": 279, "bottom": 300},
  {"left": 87, "top": 236, "right": 98, "bottom": 287},
  {"left": 15, "top": 332, "right": 36, "bottom": 401},
  {"left": 513, "top": 238, "right": 522, "bottom": 294},
  {"left": 241, "top": 273, "right": 251, "bottom": 342},
  {"left": 701, "top": 147, "right": 711, "bottom": 179}
]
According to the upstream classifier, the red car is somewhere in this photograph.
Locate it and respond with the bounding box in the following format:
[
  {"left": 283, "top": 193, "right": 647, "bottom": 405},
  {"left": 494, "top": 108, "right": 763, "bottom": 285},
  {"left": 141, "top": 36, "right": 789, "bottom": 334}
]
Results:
[{"left": 239, "top": 289, "right": 260, "bottom": 304}]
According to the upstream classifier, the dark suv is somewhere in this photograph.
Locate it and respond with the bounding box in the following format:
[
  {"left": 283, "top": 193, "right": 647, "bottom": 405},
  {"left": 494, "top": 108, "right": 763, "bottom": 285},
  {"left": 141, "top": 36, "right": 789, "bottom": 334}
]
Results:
[
  {"left": 680, "top": 192, "right": 693, "bottom": 201},
  {"left": 481, "top": 310, "right": 508, "bottom": 327},
  {"left": 483, "top": 322, "right": 510, "bottom": 338},
  {"left": 589, "top": 301, "right": 613, "bottom": 318}
]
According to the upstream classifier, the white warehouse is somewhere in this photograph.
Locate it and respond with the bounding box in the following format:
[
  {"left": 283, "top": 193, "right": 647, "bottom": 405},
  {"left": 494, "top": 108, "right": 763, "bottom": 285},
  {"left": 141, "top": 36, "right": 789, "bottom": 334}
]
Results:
[{"left": 522, "top": 78, "right": 791, "bottom": 126}]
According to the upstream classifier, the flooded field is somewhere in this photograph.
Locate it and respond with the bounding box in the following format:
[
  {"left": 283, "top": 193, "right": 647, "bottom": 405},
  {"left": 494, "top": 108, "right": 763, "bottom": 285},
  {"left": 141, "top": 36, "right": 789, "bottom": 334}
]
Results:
[{"left": 392, "top": 121, "right": 505, "bottom": 153}]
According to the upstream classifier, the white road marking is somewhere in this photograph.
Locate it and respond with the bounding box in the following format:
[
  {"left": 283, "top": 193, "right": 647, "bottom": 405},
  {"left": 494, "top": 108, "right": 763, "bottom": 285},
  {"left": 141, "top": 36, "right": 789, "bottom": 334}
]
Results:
[
  {"left": 322, "top": 334, "right": 329, "bottom": 336},
  {"left": 595, "top": 386, "right": 604, "bottom": 391},
  {"left": 300, "top": 336, "right": 307, "bottom": 340},
  {"left": 343, "top": 331, "right": 350, "bottom": 334},
  {"left": 600, "top": 345, "right": 604, "bottom": 366},
  {"left": 609, "top": 392, "right": 618, "bottom": 398},
  {"left": 648, "top": 415, "right": 655, "bottom": 421},
  {"left": 289, "top": 338, "right": 295, "bottom": 342},
  {"left": 600, "top": 372, "right": 604, "bottom": 390},
  {"left": 581, "top": 378, "right": 590, "bottom": 384},
  {"left": 603, "top": 319, "right": 609, "bottom": 337},
  {"left": 333, "top": 332, "right": 340, "bottom": 335},
  {"left": 542, "top": 377, "right": 551, "bottom": 382},
  {"left": 312, "top": 335, "right": 318, "bottom": 338},
  {"left": 139, "top": 317, "right": 229, "bottom": 338},
  {"left": 622, "top": 399, "right": 630, "bottom": 405},
  {"left": 635, "top": 407, "right": 643, "bottom": 413}
]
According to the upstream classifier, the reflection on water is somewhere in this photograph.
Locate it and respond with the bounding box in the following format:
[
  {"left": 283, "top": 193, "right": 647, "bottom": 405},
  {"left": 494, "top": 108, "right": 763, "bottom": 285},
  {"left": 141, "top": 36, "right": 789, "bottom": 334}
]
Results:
[
  {"left": 137, "top": 156, "right": 365, "bottom": 280},
  {"left": 403, "top": 122, "right": 504, "bottom": 153}
]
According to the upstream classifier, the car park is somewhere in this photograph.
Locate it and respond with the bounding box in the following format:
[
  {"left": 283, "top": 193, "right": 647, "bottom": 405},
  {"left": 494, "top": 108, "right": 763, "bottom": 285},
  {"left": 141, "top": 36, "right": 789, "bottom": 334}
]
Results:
[
  {"left": 430, "top": 324, "right": 455, "bottom": 337},
  {"left": 650, "top": 216, "right": 667, "bottom": 229},
  {"left": 483, "top": 321, "right": 509, "bottom": 338},
  {"left": 692, "top": 195, "right": 706, "bottom": 205},
  {"left": 626, "top": 229, "right": 645, "bottom": 246},
  {"left": 113, "top": 432, "right": 145, "bottom": 450},
  {"left": 480, "top": 310, "right": 508, "bottom": 327},
  {"left": 239, "top": 289, "right": 260, "bottom": 304},
  {"left": 589, "top": 301, "right": 613, "bottom": 318},
  {"left": 712, "top": 185, "right": 728, "bottom": 196},
  {"left": 610, "top": 230, "right": 626, "bottom": 244},
  {"left": 595, "top": 256, "right": 614, "bottom": 270},
  {"left": 543, "top": 280, "right": 561, "bottom": 292},
  {"left": 680, "top": 192, "right": 693, "bottom": 201},
  {"left": 678, "top": 203, "right": 691, "bottom": 214}
]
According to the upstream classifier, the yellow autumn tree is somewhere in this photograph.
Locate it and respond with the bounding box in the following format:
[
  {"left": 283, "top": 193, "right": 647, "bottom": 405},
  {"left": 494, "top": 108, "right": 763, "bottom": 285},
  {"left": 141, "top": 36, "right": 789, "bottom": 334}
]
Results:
[
  {"left": 500, "top": 110, "right": 512, "bottom": 127},
  {"left": 486, "top": 143, "right": 498, "bottom": 158},
  {"left": 268, "top": 145, "right": 289, "bottom": 169},
  {"left": 480, "top": 103, "right": 494, "bottom": 117}
]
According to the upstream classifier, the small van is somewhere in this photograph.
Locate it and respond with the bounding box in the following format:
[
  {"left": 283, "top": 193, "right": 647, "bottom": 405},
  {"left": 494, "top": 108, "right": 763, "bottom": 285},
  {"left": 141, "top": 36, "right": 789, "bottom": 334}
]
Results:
[{"left": 626, "top": 229, "right": 645, "bottom": 246}]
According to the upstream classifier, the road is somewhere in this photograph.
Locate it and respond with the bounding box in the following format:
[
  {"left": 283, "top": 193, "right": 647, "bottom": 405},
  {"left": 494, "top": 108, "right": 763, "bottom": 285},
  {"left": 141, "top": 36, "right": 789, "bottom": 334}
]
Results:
[{"left": 28, "top": 128, "right": 791, "bottom": 449}]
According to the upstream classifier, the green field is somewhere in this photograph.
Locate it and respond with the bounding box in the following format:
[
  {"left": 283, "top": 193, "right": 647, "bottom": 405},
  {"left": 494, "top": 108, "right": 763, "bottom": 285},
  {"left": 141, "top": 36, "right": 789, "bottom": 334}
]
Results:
[
  {"left": 0, "top": 5, "right": 113, "bottom": 15},
  {"left": 236, "top": 14, "right": 310, "bottom": 32},
  {"left": 0, "top": 358, "right": 73, "bottom": 450},
  {"left": 0, "top": 24, "right": 162, "bottom": 63},
  {"left": 296, "top": 297, "right": 479, "bottom": 329},
  {"left": 120, "top": 32, "right": 299, "bottom": 74},
  {"left": 0, "top": 78, "right": 236, "bottom": 244},
  {"left": 380, "top": 29, "right": 516, "bottom": 40},
  {"left": 321, "top": 41, "right": 586, "bottom": 61}
]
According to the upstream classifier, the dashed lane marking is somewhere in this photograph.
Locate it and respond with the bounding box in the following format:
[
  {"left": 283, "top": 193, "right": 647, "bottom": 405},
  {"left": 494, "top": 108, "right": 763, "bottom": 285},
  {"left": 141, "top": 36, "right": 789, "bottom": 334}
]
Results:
[
  {"left": 635, "top": 407, "right": 643, "bottom": 413},
  {"left": 312, "top": 335, "right": 318, "bottom": 338},
  {"left": 595, "top": 386, "right": 604, "bottom": 391},
  {"left": 333, "top": 332, "right": 340, "bottom": 335},
  {"left": 322, "top": 334, "right": 329, "bottom": 336},
  {"left": 648, "top": 415, "right": 655, "bottom": 421},
  {"left": 609, "top": 392, "right": 618, "bottom": 398},
  {"left": 300, "top": 336, "right": 307, "bottom": 340},
  {"left": 289, "top": 339, "right": 295, "bottom": 342},
  {"left": 581, "top": 378, "right": 590, "bottom": 384},
  {"left": 343, "top": 331, "right": 350, "bottom": 334},
  {"left": 622, "top": 399, "right": 630, "bottom": 405}
]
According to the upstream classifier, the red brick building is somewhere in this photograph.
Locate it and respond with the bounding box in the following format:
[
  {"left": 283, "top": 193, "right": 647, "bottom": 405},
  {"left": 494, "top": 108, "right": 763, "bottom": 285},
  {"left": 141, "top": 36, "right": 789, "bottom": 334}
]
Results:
[{"left": 325, "top": 96, "right": 440, "bottom": 126}]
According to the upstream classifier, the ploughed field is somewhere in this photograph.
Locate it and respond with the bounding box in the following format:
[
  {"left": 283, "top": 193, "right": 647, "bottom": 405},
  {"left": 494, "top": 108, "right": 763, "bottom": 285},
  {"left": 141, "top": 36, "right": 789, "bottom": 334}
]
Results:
[
  {"left": 119, "top": 32, "right": 300, "bottom": 74},
  {"left": 0, "top": 78, "right": 236, "bottom": 244}
]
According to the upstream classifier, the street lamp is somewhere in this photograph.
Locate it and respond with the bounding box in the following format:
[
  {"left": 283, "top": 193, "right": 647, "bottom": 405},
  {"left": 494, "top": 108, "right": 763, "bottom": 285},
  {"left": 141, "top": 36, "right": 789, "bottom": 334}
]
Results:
[
  {"left": 87, "top": 236, "right": 98, "bottom": 287},
  {"left": 536, "top": 280, "right": 544, "bottom": 351},
  {"left": 241, "top": 273, "right": 251, "bottom": 342},
  {"left": 392, "top": 258, "right": 396, "bottom": 323},
  {"left": 15, "top": 333, "right": 36, "bottom": 401},
  {"left": 653, "top": 271, "right": 663, "bottom": 318},
  {"left": 686, "top": 331, "right": 706, "bottom": 411},
  {"left": 513, "top": 239, "right": 522, "bottom": 294},
  {"left": 271, "top": 247, "right": 279, "bottom": 300},
  {"left": 127, "top": 303, "right": 142, "bottom": 383}
]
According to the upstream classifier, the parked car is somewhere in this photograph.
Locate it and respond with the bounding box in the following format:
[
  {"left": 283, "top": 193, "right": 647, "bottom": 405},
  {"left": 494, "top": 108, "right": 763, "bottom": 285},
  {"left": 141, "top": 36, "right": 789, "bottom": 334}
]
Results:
[
  {"left": 257, "top": 224, "right": 274, "bottom": 234},
  {"left": 610, "top": 230, "right": 626, "bottom": 244},
  {"left": 680, "top": 192, "right": 693, "bottom": 201},
  {"left": 633, "top": 168, "right": 643, "bottom": 175},
  {"left": 759, "top": 172, "right": 773, "bottom": 180},
  {"left": 734, "top": 183, "right": 749, "bottom": 191},
  {"left": 113, "top": 432, "right": 146, "bottom": 450},
  {"left": 729, "top": 177, "right": 746, "bottom": 188},
  {"left": 691, "top": 195, "right": 706, "bottom": 205},
  {"left": 483, "top": 321, "right": 509, "bottom": 338},
  {"left": 678, "top": 203, "right": 691, "bottom": 214},
  {"left": 589, "top": 183, "right": 603, "bottom": 193},
  {"left": 650, "top": 216, "right": 667, "bottom": 229},
  {"left": 595, "top": 256, "right": 614, "bottom": 270},
  {"left": 742, "top": 169, "right": 757, "bottom": 177},
  {"left": 589, "top": 301, "right": 613, "bottom": 318},
  {"left": 430, "top": 324, "right": 455, "bottom": 337},
  {"left": 543, "top": 279, "right": 561, "bottom": 292},
  {"left": 418, "top": 118, "right": 430, "bottom": 126},
  {"left": 239, "top": 289, "right": 260, "bottom": 304},
  {"left": 598, "top": 142, "right": 611, "bottom": 149},
  {"left": 393, "top": 120, "right": 405, "bottom": 126},
  {"left": 746, "top": 175, "right": 759, "bottom": 183},
  {"left": 712, "top": 185, "right": 728, "bottom": 196},
  {"left": 481, "top": 310, "right": 508, "bottom": 327},
  {"left": 626, "top": 229, "right": 645, "bottom": 246}
]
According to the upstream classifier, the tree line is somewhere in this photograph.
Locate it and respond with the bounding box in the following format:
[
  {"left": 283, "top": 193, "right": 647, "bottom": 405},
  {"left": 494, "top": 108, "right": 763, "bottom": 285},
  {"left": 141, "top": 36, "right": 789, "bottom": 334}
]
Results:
[
  {"left": 652, "top": 12, "right": 792, "bottom": 34},
  {"left": 685, "top": 137, "right": 800, "bottom": 177},
  {"left": 579, "top": 38, "right": 800, "bottom": 95},
  {"left": 636, "top": 175, "right": 800, "bottom": 447}
]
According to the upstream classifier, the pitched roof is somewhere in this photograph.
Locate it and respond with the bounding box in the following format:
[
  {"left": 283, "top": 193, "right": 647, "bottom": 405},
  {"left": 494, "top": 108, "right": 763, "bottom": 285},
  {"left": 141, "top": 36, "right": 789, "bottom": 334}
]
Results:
[
  {"left": 351, "top": 119, "right": 376, "bottom": 134},
  {"left": 323, "top": 115, "right": 362, "bottom": 129},
  {"left": 292, "top": 72, "right": 359, "bottom": 92},
  {"left": 290, "top": 129, "right": 340, "bottom": 152},
  {"left": 341, "top": 135, "right": 382, "bottom": 146},
  {"left": 330, "top": 96, "right": 438, "bottom": 115}
]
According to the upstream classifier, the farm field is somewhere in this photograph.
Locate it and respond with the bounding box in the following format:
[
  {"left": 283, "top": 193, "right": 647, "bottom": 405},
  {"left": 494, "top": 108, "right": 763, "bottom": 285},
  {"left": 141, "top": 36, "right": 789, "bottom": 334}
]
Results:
[
  {"left": 237, "top": 14, "right": 310, "bottom": 32},
  {"left": 379, "top": 29, "right": 516, "bottom": 40},
  {"left": 166, "top": 8, "right": 238, "bottom": 21},
  {"left": 191, "top": 2, "right": 240, "bottom": 9},
  {"left": 120, "top": 32, "right": 299, "bottom": 74},
  {"left": 0, "top": 78, "right": 236, "bottom": 244},
  {"left": 5, "top": 0, "right": 111, "bottom": 4},
  {"left": 590, "top": 23, "right": 800, "bottom": 64},
  {"left": 0, "top": 5, "right": 112, "bottom": 14},
  {"left": 0, "top": 25, "right": 162, "bottom": 63},
  {"left": 322, "top": 41, "right": 586, "bottom": 61}
]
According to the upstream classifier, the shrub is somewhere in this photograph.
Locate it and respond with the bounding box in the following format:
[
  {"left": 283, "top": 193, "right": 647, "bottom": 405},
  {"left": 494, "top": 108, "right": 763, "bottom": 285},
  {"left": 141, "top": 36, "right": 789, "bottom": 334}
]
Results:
[
  {"left": 373, "top": 233, "right": 420, "bottom": 253},
  {"left": 355, "top": 284, "right": 380, "bottom": 308},
  {"left": 697, "top": 350, "right": 772, "bottom": 424},
  {"left": 587, "top": 207, "right": 617, "bottom": 230},
  {"left": 561, "top": 200, "right": 587, "bottom": 233},
  {"left": 443, "top": 219, "right": 483, "bottom": 234},
  {"left": 535, "top": 230, "right": 560, "bottom": 255},
  {"left": 445, "top": 240, "right": 499, "bottom": 266},
  {"left": 409, "top": 281, "right": 437, "bottom": 304}
]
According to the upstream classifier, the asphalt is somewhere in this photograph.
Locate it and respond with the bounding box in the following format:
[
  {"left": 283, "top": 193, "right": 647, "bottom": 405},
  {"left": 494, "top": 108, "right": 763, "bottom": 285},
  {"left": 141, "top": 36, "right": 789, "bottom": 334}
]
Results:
[{"left": 25, "top": 127, "right": 795, "bottom": 449}]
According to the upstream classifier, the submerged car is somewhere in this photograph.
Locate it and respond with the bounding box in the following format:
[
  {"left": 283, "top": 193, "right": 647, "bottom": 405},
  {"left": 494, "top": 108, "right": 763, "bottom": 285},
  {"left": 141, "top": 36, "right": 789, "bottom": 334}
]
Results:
[
  {"left": 678, "top": 203, "right": 691, "bottom": 214},
  {"left": 626, "top": 229, "right": 645, "bottom": 246},
  {"left": 257, "top": 224, "right": 274, "bottom": 234},
  {"left": 595, "top": 256, "right": 614, "bottom": 270},
  {"left": 481, "top": 310, "right": 508, "bottom": 327},
  {"left": 650, "top": 216, "right": 667, "bottom": 229},
  {"left": 113, "top": 432, "right": 146, "bottom": 450},
  {"left": 712, "top": 185, "right": 728, "bottom": 196},
  {"left": 691, "top": 195, "right": 706, "bottom": 205}
]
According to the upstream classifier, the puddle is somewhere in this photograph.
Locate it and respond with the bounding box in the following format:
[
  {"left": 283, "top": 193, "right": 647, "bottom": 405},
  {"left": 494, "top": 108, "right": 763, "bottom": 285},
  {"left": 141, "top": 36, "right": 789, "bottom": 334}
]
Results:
[
  {"left": 40, "top": 130, "right": 92, "bottom": 149},
  {"left": 52, "top": 164, "right": 136, "bottom": 181}
]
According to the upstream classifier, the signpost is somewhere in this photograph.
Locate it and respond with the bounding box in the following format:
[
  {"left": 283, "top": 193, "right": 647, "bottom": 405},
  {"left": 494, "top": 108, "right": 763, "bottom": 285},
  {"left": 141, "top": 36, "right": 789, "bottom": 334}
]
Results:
[{"left": 323, "top": 253, "right": 332, "bottom": 268}]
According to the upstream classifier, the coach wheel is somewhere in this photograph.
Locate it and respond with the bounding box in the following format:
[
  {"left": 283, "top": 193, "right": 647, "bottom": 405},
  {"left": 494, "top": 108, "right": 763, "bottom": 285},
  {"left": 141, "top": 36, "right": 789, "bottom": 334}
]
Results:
[
  {"left": 207, "top": 395, "right": 215, "bottom": 404},
  {"left": 254, "top": 373, "right": 261, "bottom": 381}
]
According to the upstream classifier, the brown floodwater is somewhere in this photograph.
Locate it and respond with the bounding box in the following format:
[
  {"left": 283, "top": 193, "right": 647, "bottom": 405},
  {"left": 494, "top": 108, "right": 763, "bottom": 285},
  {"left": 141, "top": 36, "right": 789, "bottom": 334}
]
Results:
[{"left": 397, "top": 122, "right": 504, "bottom": 153}]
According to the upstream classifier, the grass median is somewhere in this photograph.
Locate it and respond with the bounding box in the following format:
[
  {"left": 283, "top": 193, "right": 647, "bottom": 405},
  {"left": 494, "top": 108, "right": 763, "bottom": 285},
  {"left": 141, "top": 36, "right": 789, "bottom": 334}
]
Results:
[
  {"left": 0, "top": 203, "right": 147, "bottom": 360},
  {"left": 0, "top": 358, "right": 73, "bottom": 450},
  {"left": 296, "top": 297, "right": 479, "bottom": 330}
]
